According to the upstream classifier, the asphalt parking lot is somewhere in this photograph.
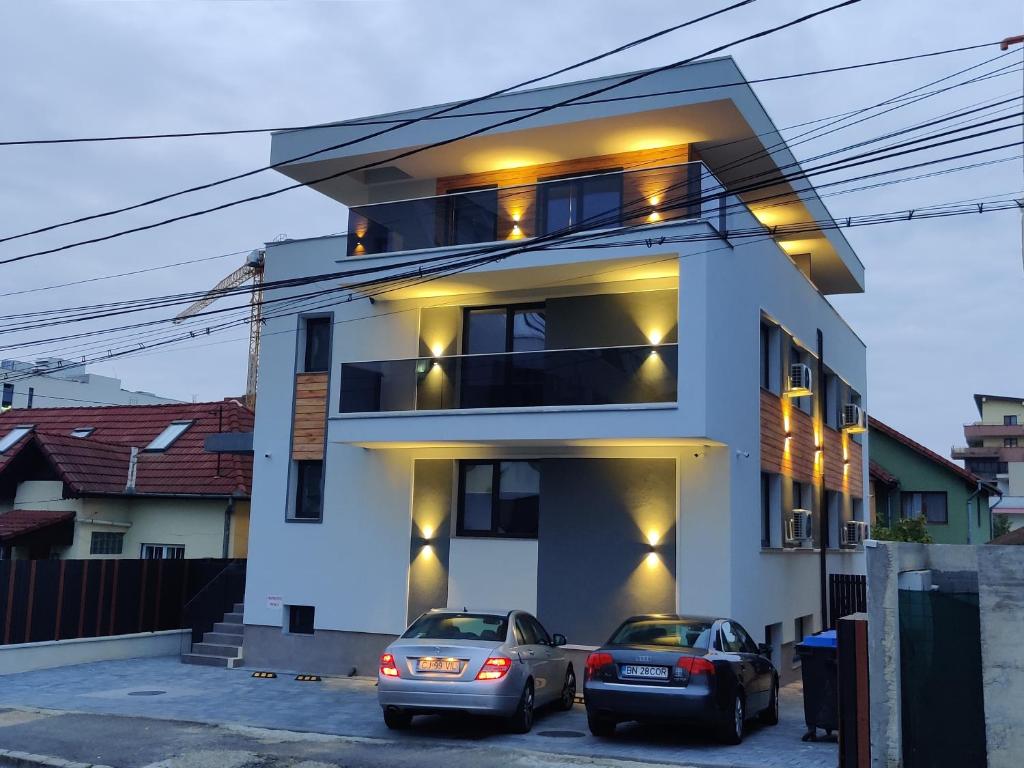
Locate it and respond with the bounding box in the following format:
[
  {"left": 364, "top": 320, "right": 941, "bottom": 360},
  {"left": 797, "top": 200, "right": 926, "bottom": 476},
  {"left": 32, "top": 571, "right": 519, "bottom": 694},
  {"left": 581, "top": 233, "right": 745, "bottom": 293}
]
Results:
[{"left": 0, "top": 657, "right": 837, "bottom": 768}]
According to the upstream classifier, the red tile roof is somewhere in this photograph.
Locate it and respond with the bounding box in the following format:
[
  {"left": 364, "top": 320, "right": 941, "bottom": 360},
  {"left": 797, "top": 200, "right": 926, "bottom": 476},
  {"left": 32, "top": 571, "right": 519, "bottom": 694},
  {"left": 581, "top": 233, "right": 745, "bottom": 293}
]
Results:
[
  {"left": 869, "top": 460, "right": 898, "bottom": 486},
  {"left": 870, "top": 418, "right": 993, "bottom": 491},
  {"left": 0, "top": 402, "right": 252, "bottom": 498},
  {"left": 990, "top": 527, "right": 1024, "bottom": 545},
  {"left": 0, "top": 509, "right": 75, "bottom": 541}
]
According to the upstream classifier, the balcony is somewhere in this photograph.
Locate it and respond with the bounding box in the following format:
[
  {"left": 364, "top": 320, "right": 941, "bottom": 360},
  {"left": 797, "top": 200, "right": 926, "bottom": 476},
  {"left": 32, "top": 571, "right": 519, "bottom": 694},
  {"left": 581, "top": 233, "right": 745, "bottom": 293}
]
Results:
[
  {"left": 964, "top": 422, "right": 1024, "bottom": 440},
  {"left": 345, "top": 162, "right": 725, "bottom": 257},
  {"left": 952, "top": 445, "right": 1024, "bottom": 461},
  {"left": 339, "top": 343, "right": 678, "bottom": 414}
]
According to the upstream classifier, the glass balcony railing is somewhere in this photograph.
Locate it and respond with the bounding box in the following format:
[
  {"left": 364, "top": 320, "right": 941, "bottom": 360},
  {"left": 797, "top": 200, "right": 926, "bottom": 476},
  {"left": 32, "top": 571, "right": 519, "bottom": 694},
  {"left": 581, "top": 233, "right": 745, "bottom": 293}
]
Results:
[
  {"left": 339, "top": 343, "right": 678, "bottom": 413},
  {"left": 346, "top": 162, "right": 726, "bottom": 257}
]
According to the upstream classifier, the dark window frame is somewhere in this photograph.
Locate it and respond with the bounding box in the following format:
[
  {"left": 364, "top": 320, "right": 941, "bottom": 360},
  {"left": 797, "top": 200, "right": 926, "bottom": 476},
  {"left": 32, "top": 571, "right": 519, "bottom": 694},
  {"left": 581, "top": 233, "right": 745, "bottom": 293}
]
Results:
[
  {"left": 455, "top": 459, "right": 540, "bottom": 539},
  {"left": 760, "top": 322, "right": 772, "bottom": 391},
  {"left": 302, "top": 316, "right": 332, "bottom": 373},
  {"left": 1005, "top": 437, "right": 1018, "bottom": 448},
  {"left": 900, "top": 490, "right": 949, "bottom": 525},
  {"left": 1004, "top": 415, "right": 1018, "bottom": 426},
  {"left": 291, "top": 459, "right": 324, "bottom": 522},
  {"left": 761, "top": 472, "right": 773, "bottom": 548},
  {"left": 1, "top": 383, "right": 13, "bottom": 408},
  {"left": 90, "top": 531, "right": 124, "bottom": 555},
  {"left": 536, "top": 168, "right": 624, "bottom": 236},
  {"left": 461, "top": 303, "right": 546, "bottom": 355},
  {"left": 287, "top": 604, "right": 315, "bottom": 635},
  {"left": 445, "top": 184, "right": 499, "bottom": 245}
]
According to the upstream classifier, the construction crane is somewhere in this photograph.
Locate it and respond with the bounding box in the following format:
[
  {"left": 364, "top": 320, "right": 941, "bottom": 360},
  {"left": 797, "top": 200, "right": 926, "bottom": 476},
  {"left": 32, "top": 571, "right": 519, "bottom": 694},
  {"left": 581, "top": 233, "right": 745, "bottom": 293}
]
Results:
[{"left": 174, "top": 248, "right": 265, "bottom": 409}]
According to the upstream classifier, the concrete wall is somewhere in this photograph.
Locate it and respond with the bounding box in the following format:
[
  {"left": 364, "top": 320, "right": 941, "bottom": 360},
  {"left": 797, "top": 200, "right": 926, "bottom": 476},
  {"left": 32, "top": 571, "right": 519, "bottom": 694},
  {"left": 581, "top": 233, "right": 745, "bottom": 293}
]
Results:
[
  {"left": 0, "top": 629, "right": 189, "bottom": 675},
  {"left": 538, "top": 458, "right": 676, "bottom": 646},
  {"left": 0, "top": 369, "right": 176, "bottom": 410},
  {"left": 866, "top": 541, "right": 1024, "bottom": 768}
]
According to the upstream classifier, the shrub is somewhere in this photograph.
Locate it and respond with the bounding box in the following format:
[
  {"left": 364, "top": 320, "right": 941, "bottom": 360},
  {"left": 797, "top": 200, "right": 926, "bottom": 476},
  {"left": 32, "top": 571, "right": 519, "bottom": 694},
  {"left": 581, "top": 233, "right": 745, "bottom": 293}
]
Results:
[{"left": 871, "top": 516, "right": 933, "bottom": 543}]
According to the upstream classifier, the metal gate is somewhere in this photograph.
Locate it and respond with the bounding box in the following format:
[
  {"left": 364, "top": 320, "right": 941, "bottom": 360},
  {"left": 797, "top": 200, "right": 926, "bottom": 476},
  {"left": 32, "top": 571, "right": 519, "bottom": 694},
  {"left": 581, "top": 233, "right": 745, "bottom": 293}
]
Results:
[
  {"left": 898, "top": 589, "right": 987, "bottom": 768},
  {"left": 829, "top": 573, "right": 867, "bottom": 628}
]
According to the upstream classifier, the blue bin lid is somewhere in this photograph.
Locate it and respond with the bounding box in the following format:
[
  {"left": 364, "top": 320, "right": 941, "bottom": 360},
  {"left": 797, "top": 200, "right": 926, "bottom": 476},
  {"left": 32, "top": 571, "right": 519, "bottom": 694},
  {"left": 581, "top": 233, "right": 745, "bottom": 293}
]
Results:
[{"left": 802, "top": 629, "right": 837, "bottom": 647}]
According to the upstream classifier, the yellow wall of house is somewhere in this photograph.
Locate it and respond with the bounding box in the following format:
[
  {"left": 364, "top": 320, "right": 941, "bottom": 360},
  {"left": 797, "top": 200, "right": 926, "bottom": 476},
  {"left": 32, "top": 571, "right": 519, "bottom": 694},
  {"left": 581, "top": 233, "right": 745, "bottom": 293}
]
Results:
[
  {"left": 229, "top": 500, "right": 250, "bottom": 558},
  {"left": 980, "top": 399, "right": 1024, "bottom": 423}
]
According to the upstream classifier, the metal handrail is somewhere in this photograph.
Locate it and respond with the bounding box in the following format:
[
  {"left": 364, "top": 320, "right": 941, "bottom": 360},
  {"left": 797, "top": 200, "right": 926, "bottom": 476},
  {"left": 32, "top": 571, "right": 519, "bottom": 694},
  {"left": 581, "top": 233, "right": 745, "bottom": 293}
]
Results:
[{"left": 341, "top": 341, "right": 677, "bottom": 368}]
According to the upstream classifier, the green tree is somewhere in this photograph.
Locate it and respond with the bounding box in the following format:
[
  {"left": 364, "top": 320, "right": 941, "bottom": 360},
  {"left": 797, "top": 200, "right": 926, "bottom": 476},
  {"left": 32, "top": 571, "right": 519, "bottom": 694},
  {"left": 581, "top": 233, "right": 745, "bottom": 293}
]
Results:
[{"left": 993, "top": 513, "right": 1012, "bottom": 539}]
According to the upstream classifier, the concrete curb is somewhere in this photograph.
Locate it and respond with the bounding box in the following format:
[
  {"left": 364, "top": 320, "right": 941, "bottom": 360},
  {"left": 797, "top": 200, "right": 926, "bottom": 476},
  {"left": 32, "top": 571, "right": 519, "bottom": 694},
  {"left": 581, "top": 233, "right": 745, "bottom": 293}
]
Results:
[{"left": 0, "top": 747, "right": 113, "bottom": 768}]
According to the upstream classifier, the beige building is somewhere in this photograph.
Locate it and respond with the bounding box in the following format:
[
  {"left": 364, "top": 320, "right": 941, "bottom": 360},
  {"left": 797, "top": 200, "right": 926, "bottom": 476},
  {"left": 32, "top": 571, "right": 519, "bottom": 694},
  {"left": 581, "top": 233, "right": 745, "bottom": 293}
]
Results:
[{"left": 0, "top": 402, "right": 252, "bottom": 560}]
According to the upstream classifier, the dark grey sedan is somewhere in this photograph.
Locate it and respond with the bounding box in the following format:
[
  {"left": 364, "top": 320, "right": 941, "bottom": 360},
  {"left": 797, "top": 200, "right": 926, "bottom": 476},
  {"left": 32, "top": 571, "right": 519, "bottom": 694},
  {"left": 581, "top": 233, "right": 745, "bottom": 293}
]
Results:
[{"left": 583, "top": 615, "right": 779, "bottom": 744}]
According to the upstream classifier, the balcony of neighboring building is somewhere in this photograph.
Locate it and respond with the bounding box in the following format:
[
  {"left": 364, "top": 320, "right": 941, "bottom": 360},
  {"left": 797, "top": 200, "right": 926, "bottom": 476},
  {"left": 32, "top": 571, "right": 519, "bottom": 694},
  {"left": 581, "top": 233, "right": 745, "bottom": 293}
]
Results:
[
  {"left": 963, "top": 422, "right": 1024, "bottom": 440},
  {"left": 952, "top": 444, "right": 1024, "bottom": 462}
]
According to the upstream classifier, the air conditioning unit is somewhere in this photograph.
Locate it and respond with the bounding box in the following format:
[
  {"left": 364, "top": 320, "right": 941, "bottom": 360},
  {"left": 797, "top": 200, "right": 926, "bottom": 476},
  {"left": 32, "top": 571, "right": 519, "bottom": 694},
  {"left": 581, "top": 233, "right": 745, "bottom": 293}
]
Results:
[
  {"left": 786, "top": 363, "right": 812, "bottom": 397},
  {"left": 786, "top": 509, "right": 813, "bottom": 545},
  {"left": 841, "top": 403, "right": 868, "bottom": 433},
  {"left": 842, "top": 520, "right": 869, "bottom": 547}
]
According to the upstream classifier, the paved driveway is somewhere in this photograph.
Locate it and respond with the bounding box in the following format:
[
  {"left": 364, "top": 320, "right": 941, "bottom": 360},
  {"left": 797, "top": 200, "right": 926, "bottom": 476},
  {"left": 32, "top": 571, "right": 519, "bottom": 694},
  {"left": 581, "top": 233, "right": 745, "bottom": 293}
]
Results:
[{"left": 0, "top": 657, "right": 836, "bottom": 768}]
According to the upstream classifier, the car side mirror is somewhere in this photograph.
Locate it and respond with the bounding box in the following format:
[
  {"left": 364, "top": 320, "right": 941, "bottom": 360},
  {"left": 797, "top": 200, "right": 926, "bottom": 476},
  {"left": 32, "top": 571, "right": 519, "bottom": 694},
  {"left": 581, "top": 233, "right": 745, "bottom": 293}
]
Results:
[
  {"left": 758, "top": 643, "right": 772, "bottom": 658},
  {"left": 552, "top": 633, "right": 567, "bottom": 647}
]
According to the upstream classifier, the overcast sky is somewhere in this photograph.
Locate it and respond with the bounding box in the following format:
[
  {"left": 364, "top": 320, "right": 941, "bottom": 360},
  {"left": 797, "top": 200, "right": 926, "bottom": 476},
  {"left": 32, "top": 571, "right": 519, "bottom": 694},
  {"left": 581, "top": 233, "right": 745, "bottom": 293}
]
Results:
[{"left": 1, "top": 0, "right": 1022, "bottom": 459}]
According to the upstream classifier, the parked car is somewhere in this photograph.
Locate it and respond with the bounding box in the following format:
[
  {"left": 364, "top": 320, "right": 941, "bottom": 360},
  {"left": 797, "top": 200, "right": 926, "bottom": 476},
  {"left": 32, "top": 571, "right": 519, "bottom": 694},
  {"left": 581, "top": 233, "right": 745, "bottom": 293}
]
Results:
[
  {"left": 583, "top": 614, "right": 779, "bottom": 744},
  {"left": 377, "top": 608, "right": 576, "bottom": 732}
]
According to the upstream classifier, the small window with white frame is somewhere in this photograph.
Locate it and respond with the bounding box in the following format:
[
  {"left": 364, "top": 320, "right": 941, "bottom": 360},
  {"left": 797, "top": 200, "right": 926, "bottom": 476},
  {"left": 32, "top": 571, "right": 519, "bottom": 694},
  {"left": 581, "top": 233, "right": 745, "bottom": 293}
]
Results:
[{"left": 141, "top": 544, "right": 185, "bottom": 559}]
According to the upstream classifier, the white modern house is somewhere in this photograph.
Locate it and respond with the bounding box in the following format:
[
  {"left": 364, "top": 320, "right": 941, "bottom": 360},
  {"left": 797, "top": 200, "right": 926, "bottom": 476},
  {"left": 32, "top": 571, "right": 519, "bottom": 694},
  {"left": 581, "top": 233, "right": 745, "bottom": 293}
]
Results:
[
  {"left": 243, "top": 58, "right": 869, "bottom": 678},
  {"left": 0, "top": 358, "right": 176, "bottom": 409}
]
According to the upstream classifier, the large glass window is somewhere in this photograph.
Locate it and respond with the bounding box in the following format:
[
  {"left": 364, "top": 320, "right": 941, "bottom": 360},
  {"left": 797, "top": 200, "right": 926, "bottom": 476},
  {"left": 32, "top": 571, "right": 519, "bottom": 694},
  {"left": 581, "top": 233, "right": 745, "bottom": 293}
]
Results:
[
  {"left": 461, "top": 305, "right": 546, "bottom": 409},
  {"left": 303, "top": 317, "right": 331, "bottom": 373},
  {"left": 761, "top": 472, "right": 773, "bottom": 548},
  {"left": 538, "top": 170, "right": 623, "bottom": 235},
  {"left": 447, "top": 186, "right": 498, "bottom": 245},
  {"left": 610, "top": 618, "right": 714, "bottom": 649},
  {"left": 404, "top": 612, "right": 508, "bottom": 641},
  {"left": 292, "top": 460, "right": 324, "bottom": 521},
  {"left": 760, "top": 322, "right": 772, "bottom": 391},
  {"left": 457, "top": 460, "right": 540, "bottom": 538},
  {"left": 901, "top": 492, "right": 948, "bottom": 524}
]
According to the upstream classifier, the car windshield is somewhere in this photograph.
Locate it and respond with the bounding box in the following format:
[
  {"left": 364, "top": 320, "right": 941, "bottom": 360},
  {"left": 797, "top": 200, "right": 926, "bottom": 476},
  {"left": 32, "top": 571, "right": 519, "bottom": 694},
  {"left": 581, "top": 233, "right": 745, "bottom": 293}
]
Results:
[
  {"left": 402, "top": 613, "right": 509, "bottom": 642},
  {"left": 610, "top": 619, "right": 714, "bottom": 649}
]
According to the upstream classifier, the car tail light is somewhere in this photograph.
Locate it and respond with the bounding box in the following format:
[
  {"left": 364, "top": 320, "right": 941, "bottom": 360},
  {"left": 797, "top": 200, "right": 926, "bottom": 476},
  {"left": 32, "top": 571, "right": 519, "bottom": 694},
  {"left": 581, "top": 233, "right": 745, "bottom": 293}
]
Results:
[
  {"left": 585, "top": 652, "right": 614, "bottom": 680},
  {"left": 676, "top": 655, "right": 715, "bottom": 675},
  {"left": 380, "top": 653, "right": 400, "bottom": 678},
  {"left": 476, "top": 656, "right": 512, "bottom": 680}
]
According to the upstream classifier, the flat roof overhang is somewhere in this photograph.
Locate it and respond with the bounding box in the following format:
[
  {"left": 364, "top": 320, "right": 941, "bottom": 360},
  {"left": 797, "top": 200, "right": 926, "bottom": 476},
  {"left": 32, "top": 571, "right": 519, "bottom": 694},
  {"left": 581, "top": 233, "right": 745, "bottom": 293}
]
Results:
[{"left": 271, "top": 57, "right": 863, "bottom": 294}]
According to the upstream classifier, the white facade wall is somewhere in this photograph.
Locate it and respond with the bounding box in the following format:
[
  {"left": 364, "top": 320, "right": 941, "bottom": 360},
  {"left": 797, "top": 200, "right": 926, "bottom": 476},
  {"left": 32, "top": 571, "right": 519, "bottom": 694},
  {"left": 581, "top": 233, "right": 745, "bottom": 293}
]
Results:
[{"left": 0, "top": 370, "right": 176, "bottom": 409}]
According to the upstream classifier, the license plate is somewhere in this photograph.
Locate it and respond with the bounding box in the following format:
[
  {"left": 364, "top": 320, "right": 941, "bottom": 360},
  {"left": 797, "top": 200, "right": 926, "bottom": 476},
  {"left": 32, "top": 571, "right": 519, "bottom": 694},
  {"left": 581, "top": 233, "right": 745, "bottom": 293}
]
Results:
[
  {"left": 620, "top": 664, "right": 669, "bottom": 680},
  {"left": 417, "top": 658, "right": 461, "bottom": 673}
]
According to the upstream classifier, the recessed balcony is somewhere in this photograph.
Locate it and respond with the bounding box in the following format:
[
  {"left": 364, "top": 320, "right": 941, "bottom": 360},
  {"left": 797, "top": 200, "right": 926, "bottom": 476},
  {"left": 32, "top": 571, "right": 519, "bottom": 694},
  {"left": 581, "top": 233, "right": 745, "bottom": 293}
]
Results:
[
  {"left": 963, "top": 423, "right": 1024, "bottom": 440},
  {"left": 339, "top": 343, "right": 678, "bottom": 414},
  {"left": 345, "top": 162, "right": 725, "bottom": 258}
]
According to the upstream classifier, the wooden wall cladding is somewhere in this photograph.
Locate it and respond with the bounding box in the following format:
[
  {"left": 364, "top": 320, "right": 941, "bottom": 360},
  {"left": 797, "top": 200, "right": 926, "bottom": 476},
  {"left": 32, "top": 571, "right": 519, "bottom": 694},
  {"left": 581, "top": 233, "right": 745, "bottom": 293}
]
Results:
[
  {"left": 436, "top": 144, "right": 695, "bottom": 241},
  {"left": 292, "top": 372, "right": 328, "bottom": 461},
  {"left": 760, "top": 389, "right": 863, "bottom": 496}
]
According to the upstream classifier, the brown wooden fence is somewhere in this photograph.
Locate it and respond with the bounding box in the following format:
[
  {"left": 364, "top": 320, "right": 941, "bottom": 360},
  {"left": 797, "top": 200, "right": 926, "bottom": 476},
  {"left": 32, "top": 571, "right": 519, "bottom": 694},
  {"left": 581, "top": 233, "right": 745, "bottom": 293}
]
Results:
[
  {"left": 829, "top": 573, "right": 868, "bottom": 629},
  {"left": 0, "top": 558, "right": 244, "bottom": 646}
]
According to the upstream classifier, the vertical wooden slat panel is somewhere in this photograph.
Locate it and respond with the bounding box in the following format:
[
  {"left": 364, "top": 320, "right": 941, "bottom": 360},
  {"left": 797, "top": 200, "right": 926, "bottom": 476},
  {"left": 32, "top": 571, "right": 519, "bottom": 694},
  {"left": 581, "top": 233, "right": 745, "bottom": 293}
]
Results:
[
  {"left": 54, "top": 560, "right": 66, "bottom": 641},
  {"left": 292, "top": 372, "right": 328, "bottom": 461},
  {"left": 77, "top": 560, "right": 89, "bottom": 637},
  {"left": 23, "top": 561, "right": 37, "bottom": 643},
  {"left": 3, "top": 560, "right": 17, "bottom": 645},
  {"left": 95, "top": 560, "right": 107, "bottom": 637}
]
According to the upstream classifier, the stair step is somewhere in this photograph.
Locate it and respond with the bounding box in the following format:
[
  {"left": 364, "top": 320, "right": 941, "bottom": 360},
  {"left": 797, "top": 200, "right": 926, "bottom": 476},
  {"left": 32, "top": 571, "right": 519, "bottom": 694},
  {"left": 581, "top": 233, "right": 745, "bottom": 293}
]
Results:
[
  {"left": 234, "top": 603, "right": 244, "bottom": 613},
  {"left": 182, "top": 653, "right": 234, "bottom": 668},
  {"left": 213, "top": 621, "right": 244, "bottom": 634},
  {"left": 192, "top": 643, "right": 243, "bottom": 659},
  {"left": 222, "top": 612, "right": 243, "bottom": 624},
  {"left": 203, "top": 631, "right": 243, "bottom": 646}
]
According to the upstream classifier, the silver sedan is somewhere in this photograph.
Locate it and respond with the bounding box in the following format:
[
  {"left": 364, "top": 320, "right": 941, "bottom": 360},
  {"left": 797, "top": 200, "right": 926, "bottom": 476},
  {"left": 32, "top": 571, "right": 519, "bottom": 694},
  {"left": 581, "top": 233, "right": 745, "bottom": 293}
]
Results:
[{"left": 377, "top": 608, "right": 576, "bottom": 732}]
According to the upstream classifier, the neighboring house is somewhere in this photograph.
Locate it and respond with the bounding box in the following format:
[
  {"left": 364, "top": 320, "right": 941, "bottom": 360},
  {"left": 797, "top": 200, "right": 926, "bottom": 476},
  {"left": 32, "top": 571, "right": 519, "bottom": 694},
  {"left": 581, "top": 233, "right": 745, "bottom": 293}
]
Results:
[
  {"left": 870, "top": 419, "right": 994, "bottom": 544},
  {"left": 952, "top": 393, "right": 1024, "bottom": 530},
  {"left": 243, "top": 58, "right": 869, "bottom": 678},
  {"left": 0, "top": 358, "right": 177, "bottom": 410},
  {"left": 0, "top": 402, "right": 253, "bottom": 560}
]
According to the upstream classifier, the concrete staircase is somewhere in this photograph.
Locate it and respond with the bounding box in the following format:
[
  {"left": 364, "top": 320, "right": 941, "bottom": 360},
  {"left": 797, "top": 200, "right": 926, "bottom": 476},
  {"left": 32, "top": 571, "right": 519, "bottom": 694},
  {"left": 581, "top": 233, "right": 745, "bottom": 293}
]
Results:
[{"left": 181, "top": 602, "right": 244, "bottom": 668}]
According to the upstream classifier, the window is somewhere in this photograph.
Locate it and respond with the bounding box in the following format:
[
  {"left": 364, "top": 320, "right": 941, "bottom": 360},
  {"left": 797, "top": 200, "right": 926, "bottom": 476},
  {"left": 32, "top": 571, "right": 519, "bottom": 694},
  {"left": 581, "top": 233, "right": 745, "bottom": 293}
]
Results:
[
  {"left": 90, "top": 532, "right": 124, "bottom": 555},
  {"left": 610, "top": 618, "right": 714, "bottom": 649},
  {"left": 761, "top": 472, "right": 773, "bottom": 548},
  {"left": 760, "top": 322, "right": 772, "bottom": 390},
  {"left": 303, "top": 317, "right": 331, "bottom": 373},
  {"left": 1004, "top": 415, "right": 1018, "bottom": 426},
  {"left": 0, "top": 425, "right": 32, "bottom": 453},
  {"left": 1, "top": 383, "right": 13, "bottom": 408},
  {"left": 463, "top": 305, "right": 545, "bottom": 354},
  {"left": 404, "top": 612, "right": 509, "bottom": 641},
  {"left": 446, "top": 186, "right": 498, "bottom": 245},
  {"left": 457, "top": 460, "right": 540, "bottom": 538},
  {"left": 292, "top": 460, "right": 323, "bottom": 521},
  {"left": 514, "top": 615, "right": 539, "bottom": 646},
  {"left": 538, "top": 170, "right": 623, "bottom": 235},
  {"left": 141, "top": 544, "right": 185, "bottom": 559},
  {"left": 1005, "top": 438, "right": 1018, "bottom": 448},
  {"left": 901, "top": 492, "right": 948, "bottom": 524},
  {"left": 26, "top": 387, "right": 34, "bottom": 409},
  {"left": 287, "top": 605, "right": 315, "bottom": 635},
  {"left": 720, "top": 621, "right": 746, "bottom": 653},
  {"left": 145, "top": 420, "right": 193, "bottom": 451},
  {"left": 70, "top": 427, "right": 95, "bottom": 439}
]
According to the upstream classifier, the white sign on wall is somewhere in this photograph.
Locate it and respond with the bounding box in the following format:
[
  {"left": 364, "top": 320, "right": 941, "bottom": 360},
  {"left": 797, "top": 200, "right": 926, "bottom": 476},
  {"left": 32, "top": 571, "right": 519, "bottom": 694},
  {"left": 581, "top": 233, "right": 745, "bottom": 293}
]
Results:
[{"left": 267, "top": 594, "right": 283, "bottom": 610}]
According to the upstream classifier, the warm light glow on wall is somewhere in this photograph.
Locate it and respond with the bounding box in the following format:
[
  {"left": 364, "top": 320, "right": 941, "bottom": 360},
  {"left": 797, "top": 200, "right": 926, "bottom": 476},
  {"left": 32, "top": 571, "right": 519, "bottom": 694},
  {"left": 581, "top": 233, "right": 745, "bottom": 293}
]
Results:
[
  {"left": 778, "top": 239, "right": 821, "bottom": 255},
  {"left": 646, "top": 529, "right": 661, "bottom": 547},
  {"left": 644, "top": 551, "right": 660, "bottom": 568},
  {"left": 647, "top": 329, "right": 664, "bottom": 346},
  {"left": 422, "top": 525, "right": 434, "bottom": 540},
  {"left": 430, "top": 343, "right": 445, "bottom": 358}
]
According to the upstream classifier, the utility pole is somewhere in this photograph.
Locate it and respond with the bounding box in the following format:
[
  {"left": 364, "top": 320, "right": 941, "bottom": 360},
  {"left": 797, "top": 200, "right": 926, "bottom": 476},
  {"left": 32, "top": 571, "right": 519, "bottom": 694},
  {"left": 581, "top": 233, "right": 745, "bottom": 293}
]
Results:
[{"left": 999, "top": 36, "right": 1024, "bottom": 269}]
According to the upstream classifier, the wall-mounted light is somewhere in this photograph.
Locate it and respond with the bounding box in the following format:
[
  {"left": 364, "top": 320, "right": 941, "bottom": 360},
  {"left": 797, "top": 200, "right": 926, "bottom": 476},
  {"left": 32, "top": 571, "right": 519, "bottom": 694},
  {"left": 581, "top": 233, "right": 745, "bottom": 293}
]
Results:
[
  {"left": 511, "top": 212, "right": 522, "bottom": 236},
  {"left": 647, "top": 330, "right": 663, "bottom": 346},
  {"left": 647, "top": 196, "right": 661, "bottom": 223},
  {"left": 422, "top": 525, "right": 434, "bottom": 541}
]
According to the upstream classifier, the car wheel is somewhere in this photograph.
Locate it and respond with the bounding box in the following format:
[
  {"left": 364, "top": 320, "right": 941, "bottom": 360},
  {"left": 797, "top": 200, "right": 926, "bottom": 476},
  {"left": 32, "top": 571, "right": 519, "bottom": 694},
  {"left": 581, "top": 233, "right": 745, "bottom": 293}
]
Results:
[
  {"left": 759, "top": 679, "right": 780, "bottom": 726},
  {"left": 557, "top": 666, "right": 576, "bottom": 711},
  {"left": 508, "top": 680, "right": 535, "bottom": 734},
  {"left": 718, "top": 691, "right": 744, "bottom": 745},
  {"left": 383, "top": 708, "right": 412, "bottom": 730},
  {"left": 587, "top": 713, "right": 616, "bottom": 738}
]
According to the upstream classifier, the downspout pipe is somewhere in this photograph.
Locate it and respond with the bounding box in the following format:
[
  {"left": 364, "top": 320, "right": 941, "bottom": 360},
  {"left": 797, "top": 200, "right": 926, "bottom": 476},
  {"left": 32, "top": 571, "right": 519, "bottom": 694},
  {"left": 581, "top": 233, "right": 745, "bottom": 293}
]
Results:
[
  {"left": 817, "top": 328, "right": 828, "bottom": 630},
  {"left": 966, "top": 482, "right": 986, "bottom": 545}
]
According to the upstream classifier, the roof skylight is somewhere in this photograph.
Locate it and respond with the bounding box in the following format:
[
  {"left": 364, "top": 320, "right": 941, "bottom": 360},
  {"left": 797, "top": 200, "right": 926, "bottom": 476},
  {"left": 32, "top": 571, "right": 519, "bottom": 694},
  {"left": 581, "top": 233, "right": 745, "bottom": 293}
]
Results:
[
  {"left": 145, "top": 420, "right": 193, "bottom": 452},
  {"left": 70, "top": 427, "right": 95, "bottom": 439},
  {"left": 0, "top": 425, "right": 33, "bottom": 453}
]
